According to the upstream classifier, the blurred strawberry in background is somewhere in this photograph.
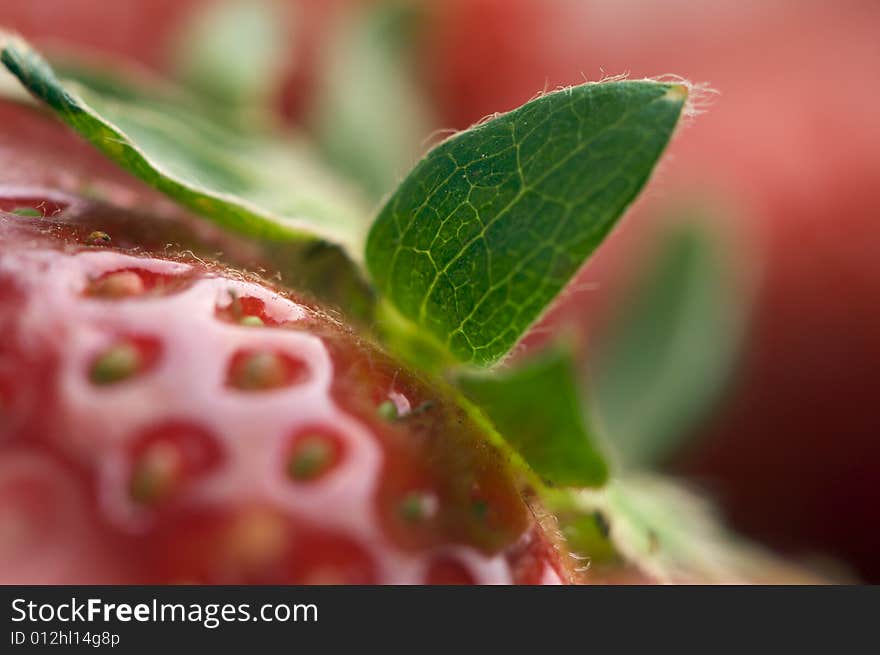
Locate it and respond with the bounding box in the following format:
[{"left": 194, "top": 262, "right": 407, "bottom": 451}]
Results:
[
  {"left": 1, "top": 0, "right": 878, "bottom": 580},
  {"left": 425, "top": 0, "right": 880, "bottom": 581}
]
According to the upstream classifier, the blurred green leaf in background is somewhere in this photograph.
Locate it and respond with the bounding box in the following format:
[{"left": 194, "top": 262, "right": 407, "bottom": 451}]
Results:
[
  {"left": 169, "top": 0, "right": 292, "bottom": 119},
  {"left": 311, "top": 1, "right": 433, "bottom": 201},
  {"left": 591, "top": 216, "right": 746, "bottom": 468}
]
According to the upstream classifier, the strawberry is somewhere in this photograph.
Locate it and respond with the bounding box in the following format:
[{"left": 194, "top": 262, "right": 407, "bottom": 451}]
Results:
[{"left": 0, "top": 194, "right": 572, "bottom": 585}]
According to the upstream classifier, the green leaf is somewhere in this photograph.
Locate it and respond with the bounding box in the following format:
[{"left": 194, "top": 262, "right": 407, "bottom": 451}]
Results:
[
  {"left": 545, "top": 475, "right": 820, "bottom": 583},
  {"left": 366, "top": 80, "right": 687, "bottom": 366},
  {"left": 311, "top": 1, "right": 433, "bottom": 200},
  {"left": 0, "top": 57, "right": 30, "bottom": 103},
  {"left": 169, "top": 0, "right": 291, "bottom": 114},
  {"left": 592, "top": 218, "right": 743, "bottom": 467},
  {"left": 457, "top": 345, "right": 609, "bottom": 487},
  {"left": 0, "top": 33, "right": 369, "bottom": 261}
]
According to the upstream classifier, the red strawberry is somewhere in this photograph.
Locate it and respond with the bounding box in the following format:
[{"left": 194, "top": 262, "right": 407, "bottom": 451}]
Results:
[{"left": 0, "top": 193, "right": 575, "bottom": 585}]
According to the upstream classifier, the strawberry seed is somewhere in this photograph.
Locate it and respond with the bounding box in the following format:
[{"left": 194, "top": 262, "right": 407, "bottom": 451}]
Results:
[
  {"left": 227, "top": 350, "right": 307, "bottom": 391},
  {"left": 377, "top": 400, "right": 398, "bottom": 421},
  {"left": 399, "top": 492, "right": 438, "bottom": 523},
  {"left": 287, "top": 435, "right": 336, "bottom": 482},
  {"left": 129, "top": 442, "right": 182, "bottom": 505},
  {"left": 85, "top": 231, "right": 112, "bottom": 246},
  {"left": 90, "top": 342, "right": 143, "bottom": 385},
  {"left": 87, "top": 270, "right": 146, "bottom": 299}
]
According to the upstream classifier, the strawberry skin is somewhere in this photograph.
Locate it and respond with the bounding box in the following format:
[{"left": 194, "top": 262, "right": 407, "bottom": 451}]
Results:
[{"left": 0, "top": 194, "right": 569, "bottom": 585}]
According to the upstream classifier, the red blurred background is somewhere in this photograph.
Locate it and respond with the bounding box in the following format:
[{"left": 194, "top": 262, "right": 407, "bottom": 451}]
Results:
[{"left": 1, "top": 0, "right": 878, "bottom": 581}]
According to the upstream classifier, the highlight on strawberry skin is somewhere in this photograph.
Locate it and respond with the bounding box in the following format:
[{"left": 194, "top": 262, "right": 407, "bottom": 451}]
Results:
[{"left": 0, "top": 205, "right": 569, "bottom": 585}]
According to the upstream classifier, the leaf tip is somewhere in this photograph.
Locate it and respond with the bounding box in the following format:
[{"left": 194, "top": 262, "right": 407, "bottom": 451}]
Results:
[
  {"left": 651, "top": 76, "right": 718, "bottom": 120},
  {"left": 0, "top": 28, "right": 19, "bottom": 54},
  {"left": 0, "top": 31, "right": 34, "bottom": 75},
  {"left": 663, "top": 83, "right": 689, "bottom": 104}
]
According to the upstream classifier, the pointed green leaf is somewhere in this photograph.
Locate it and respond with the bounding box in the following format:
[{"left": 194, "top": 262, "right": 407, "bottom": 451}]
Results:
[
  {"left": 0, "top": 57, "right": 30, "bottom": 103},
  {"left": 457, "top": 345, "right": 609, "bottom": 487},
  {"left": 0, "top": 34, "right": 369, "bottom": 261},
  {"left": 545, "top": 476, "right": 821, "bottom": 583},
  {"left": 592, "top": 218, "right": 743, "bottom": 467},
  {"left": 366, "top": 80, "right": 687, "bottom": 366},
  {"left": 312, "top": 1, "right": 433, "bottom": 200}
]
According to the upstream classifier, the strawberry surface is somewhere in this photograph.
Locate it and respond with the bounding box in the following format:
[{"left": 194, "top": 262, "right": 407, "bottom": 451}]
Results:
[{"left": 0, "top": 194, "right": 569, "bottom": 585}]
